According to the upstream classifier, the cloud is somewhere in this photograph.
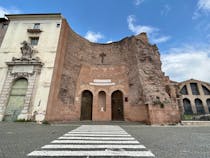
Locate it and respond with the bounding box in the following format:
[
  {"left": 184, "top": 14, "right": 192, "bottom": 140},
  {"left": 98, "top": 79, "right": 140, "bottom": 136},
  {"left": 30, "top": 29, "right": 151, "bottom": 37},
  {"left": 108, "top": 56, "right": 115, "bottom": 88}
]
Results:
[
  {"left": 84, "top": 31, "right": 104, "bottom": 42},
  {"left": 127, "top": 15, "right": 157, "bottom": 35},
  {"left": 0, "top": 6, "right": 21, "bottom": 17},
  {"left": 161, "top": 5, "right": 171, "bottom": 16},
  {"left": 106, "top": 40, "right": 113, "bottom": 43},
  {"left": 193, "top": 0, "right": 210, "bottom": 19},
  {"left": 198, "top": 0, "right": 210, "bottom": 11},
  {"left": 161, "top": 45, "right": 210, "bottom": 82},
  {"left": 151, "top": 36, "right": 171, "bottom": 43},
  {"left": 127, "top": 15, "right": 170, "bottom": 43},
  {"left": 134, "top": 0, "right": 144, "bottom": 6}
]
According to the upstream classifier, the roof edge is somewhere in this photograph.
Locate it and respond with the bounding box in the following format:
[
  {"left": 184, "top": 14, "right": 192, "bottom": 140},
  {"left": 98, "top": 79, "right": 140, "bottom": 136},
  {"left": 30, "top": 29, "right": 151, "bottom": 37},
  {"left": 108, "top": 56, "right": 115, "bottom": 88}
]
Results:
[{"left": 5, "top": 13, "right": 62, "bottom": 20}]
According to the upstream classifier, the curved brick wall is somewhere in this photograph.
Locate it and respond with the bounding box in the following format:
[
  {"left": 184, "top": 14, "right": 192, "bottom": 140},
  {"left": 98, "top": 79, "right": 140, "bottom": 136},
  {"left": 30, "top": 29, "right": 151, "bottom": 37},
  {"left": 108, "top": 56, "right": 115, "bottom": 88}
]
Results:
[{"left": 46, "top": 19, "right": 181, "bottom": 124}]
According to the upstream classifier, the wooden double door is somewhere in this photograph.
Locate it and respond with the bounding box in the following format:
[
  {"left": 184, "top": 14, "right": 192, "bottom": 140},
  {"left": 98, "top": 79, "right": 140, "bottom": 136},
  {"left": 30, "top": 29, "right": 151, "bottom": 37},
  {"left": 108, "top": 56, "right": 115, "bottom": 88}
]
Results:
[
  {"left": 111, "top": 90, "right": 124, "bottom": 121},
  {"left": 80, "top": 90, "right": 93, "bottom": 120}
]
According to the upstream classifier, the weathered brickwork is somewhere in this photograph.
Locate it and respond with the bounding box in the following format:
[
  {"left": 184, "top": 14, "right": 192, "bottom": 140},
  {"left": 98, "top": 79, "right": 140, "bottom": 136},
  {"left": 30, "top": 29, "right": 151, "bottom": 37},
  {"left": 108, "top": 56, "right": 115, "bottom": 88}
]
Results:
[{"left": 46, "top": 18, "right": 181, "bottom": 124}]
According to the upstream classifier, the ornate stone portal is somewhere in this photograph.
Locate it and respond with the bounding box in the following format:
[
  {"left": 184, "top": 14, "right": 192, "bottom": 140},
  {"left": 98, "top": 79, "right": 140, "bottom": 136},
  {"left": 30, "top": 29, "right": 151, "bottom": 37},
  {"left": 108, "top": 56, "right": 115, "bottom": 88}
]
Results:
[{"left": 0, "top": 41, "right": 43, "bottom": 121}]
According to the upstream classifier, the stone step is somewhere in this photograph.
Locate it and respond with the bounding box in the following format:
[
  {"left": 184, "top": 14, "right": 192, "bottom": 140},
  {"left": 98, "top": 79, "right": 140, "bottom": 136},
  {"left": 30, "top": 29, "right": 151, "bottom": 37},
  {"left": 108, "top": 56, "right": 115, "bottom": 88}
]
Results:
[{"left": 182, "top": 121, "right": 210, "bottom": 126}]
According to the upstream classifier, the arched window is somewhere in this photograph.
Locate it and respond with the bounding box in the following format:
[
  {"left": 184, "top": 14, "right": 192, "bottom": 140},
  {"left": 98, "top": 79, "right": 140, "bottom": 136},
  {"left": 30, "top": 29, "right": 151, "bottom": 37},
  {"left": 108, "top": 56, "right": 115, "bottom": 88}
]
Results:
[
  {"left": 202, "top": 85, "right": 210, "bottom": 95},
  {"left": 207, "top": 99, "right": 210, "bottom": 113},
  {"left": 190, "top": 83, "right": 200, "bottom": 95},
  {"left": 180, "top": 85, "right": 188, "bottom": 95},
  {"left": 183, "top": 98, "right": 193, "bottom": 114},
  {"left": 195, "top": 99, "right": 205, "bottom": 114},
  {"left": 98, "top": 91, "right": 106, "bottom": 112},
  {"left": 4, "top": 78, "right": 28, "bottom": 121}
]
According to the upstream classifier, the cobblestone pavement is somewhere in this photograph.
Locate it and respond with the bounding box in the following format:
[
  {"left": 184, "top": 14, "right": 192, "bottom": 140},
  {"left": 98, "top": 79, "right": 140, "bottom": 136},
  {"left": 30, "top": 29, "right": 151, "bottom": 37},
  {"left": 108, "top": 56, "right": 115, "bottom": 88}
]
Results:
[{"left": 0, "top": 122, "right": 210, "bottom": 158}]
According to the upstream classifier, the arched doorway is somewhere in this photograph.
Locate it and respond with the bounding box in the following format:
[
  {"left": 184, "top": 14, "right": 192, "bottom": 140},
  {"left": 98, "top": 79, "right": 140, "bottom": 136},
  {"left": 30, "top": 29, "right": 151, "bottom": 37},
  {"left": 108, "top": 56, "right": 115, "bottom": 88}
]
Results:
[
  {"left": 111, "top": 90, "right": 124, "bottom": 121},
  {"left": 195, "top": 99, "right": 205, "bottom": 114},
  {"left": 80, "top": 90, "right": 93, "bottom": 120},
  {"left": 207, "top": 99, "right": 210, "bottom": 113},
  {"left": 183, "top": 98, "right": 193, "bottom": 114},
  {"left": 4, "top": 78, "right": 28, "bottom": 121}
]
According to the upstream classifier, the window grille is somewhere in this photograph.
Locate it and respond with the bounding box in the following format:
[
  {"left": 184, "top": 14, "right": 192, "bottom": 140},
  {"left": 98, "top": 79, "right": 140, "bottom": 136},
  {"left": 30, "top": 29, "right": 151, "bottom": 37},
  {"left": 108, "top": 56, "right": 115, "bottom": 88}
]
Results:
[{"left": 190, "top": 83, "right": 200, "bottom": 95}]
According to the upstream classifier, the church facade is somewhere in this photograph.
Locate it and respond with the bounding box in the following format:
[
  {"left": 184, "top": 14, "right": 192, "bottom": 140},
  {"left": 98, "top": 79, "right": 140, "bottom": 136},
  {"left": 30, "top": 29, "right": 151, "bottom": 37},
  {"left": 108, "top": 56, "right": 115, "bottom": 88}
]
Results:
[{"left": 0, "top": 13, "right": 208, "bottom": 124}]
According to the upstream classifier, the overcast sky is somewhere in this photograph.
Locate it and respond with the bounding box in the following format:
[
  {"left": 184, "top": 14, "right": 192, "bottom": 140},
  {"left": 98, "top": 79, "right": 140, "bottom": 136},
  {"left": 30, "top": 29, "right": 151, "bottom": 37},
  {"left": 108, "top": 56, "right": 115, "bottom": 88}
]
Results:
[{"left": 0, "top": 0, "right": 210, "bottom": 82}]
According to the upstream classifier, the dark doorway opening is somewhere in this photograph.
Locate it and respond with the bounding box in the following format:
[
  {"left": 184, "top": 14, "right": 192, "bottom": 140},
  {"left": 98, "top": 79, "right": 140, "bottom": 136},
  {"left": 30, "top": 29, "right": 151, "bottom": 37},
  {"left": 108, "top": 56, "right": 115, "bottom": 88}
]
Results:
[
  {"left": 111, "top": 90, "right": 124, "bottom": 121},
  {"left": 80, "top": 90, "right": 93, "bottom": 120}
]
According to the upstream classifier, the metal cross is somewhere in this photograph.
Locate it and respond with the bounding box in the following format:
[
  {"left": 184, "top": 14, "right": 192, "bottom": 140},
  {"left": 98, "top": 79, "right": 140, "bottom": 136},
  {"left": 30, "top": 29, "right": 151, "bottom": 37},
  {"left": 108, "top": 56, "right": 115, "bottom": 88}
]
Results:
[{"left": 99, "top": 52, "right": 106, "bottom": 64}]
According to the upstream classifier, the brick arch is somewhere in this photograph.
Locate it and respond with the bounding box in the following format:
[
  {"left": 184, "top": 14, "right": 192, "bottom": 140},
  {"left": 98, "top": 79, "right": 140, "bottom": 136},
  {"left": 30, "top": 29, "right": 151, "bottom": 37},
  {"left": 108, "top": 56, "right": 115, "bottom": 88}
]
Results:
[
  {"left": 78, "top": 88, "right": 95, "bottom": 96},
  {"left": 110, "top": 89, "right": 125, "bottom": 96}
]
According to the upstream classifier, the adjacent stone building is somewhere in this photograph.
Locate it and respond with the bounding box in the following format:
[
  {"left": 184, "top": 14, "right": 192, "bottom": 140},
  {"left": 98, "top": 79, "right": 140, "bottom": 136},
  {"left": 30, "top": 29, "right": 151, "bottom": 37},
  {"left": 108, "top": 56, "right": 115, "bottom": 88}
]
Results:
[
  {"left": 178, "top": 79, "right": 210, "bottom": 115},
  {"left": 0, "top": 13, "right": 62, "bottom": 121},
  {"left": 1, "top": 13, "right": 208, "bottom": 124}
]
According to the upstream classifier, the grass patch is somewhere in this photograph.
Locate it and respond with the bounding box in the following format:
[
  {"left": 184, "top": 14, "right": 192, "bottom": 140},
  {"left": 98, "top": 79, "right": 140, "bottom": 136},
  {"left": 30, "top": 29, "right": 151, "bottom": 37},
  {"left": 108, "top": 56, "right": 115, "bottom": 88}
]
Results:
[{"left": 183, "top": 114, "right": 193, "bottom": 120}]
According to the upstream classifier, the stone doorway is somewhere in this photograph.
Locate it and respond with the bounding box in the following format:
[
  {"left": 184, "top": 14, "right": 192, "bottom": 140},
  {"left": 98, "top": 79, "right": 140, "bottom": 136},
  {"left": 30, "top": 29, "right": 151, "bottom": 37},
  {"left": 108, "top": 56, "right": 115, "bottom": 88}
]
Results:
[
  {"left": 111, "top": 90, "right": 124, "bottom": 121},
  {"left": 4, "top": 78, "right": 28, "bottom": 121},
  {"left": 80, "top": 90, "right": 93, "bottom": 120}
]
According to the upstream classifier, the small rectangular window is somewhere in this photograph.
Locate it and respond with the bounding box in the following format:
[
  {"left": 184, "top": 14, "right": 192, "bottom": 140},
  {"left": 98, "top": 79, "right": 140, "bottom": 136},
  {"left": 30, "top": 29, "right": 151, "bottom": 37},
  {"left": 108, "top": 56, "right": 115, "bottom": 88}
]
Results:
[
  {"left": 56, "top": 23, "right": 60, "bottom": 28},
  {"left": 33, "top": 23, "right": 40, "bottom": 29},
  {"left": 30, "top": 37, "right": 39, "bottom": 46}
]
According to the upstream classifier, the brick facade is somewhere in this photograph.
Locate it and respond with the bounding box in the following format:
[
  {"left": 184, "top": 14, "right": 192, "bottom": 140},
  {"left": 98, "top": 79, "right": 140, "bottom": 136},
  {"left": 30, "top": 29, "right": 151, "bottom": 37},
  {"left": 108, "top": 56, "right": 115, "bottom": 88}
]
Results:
[{"left": 45, "top": 18, "right": 181, "bottom": 124}]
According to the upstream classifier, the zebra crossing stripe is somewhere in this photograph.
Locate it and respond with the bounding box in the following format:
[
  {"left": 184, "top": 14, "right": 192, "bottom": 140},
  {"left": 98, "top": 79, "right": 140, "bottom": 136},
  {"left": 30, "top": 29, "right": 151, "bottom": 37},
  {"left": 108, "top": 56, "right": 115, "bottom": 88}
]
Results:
[
  {"left": 28, "top": 125, "right": 155, "bottom": 157},
  {"left": 64, "top": 133, "right": 130, "bottom": 137},
  {"left": 28, "top": 150, "right": 155, "bottom": 157},
  {"left": 51, "top": 140, "right": 140, "bottom": 144},
  {"left": 68, "top": 131, "right": 127, "bottom": 134},
  {"left": 42, "top": 144, "right": 146, "bottom": 149},
  {"left": 58, "top": 136, "right": 135, "bottom": 140}
]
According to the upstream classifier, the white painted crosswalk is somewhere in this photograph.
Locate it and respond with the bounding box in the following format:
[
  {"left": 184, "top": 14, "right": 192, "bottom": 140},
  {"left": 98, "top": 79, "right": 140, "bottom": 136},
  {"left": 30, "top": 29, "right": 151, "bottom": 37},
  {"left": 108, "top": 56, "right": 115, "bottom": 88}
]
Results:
[{"left": 28, "top": 125, "right": 155, "bottom": 157}]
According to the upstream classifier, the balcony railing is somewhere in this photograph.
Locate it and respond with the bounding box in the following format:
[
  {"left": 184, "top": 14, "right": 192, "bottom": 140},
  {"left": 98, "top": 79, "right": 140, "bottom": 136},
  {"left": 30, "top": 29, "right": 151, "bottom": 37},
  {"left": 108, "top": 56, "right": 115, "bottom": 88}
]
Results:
[{"left": 27, "top": 28, "right": 42, "bottom": 33}]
